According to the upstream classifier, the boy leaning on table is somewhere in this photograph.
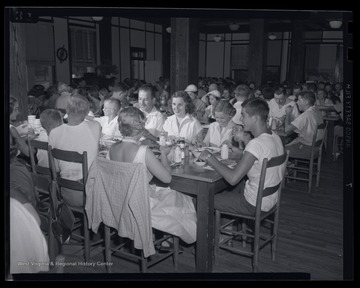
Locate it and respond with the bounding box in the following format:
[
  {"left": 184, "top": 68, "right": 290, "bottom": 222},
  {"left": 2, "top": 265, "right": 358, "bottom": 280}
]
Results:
[{"left": 198, "top": 98, "right": 285, "bottom": 216}]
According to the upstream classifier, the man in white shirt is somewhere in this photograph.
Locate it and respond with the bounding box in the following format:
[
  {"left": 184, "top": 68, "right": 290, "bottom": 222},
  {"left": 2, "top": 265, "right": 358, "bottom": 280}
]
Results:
[
  {"left": 136, "top": 84, "right": 166, "bottom": 143},
  {"left": 231, "top": 84, "right": 250, "bottom": 125},
  {"left": 268, "top": 86, "right": 298, "bottom": 121},
  {"left": 284, "top": 91, "right": 324, "bottom": 158},
  {"left": 94, "top": 98, "right": 122, "bottom": 138}
]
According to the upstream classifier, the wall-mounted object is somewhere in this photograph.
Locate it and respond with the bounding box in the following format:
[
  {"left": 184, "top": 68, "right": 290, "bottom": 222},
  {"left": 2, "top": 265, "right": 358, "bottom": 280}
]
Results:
[
  {"left": 329, "top": 20, "right": 342, "bottom": 29},
  {"left": 268, "top": 33, "right": 277, "bottom": 40},
  {"left": 229, "top": 23, "right": 240, "bottom": 31},
  {"left": 91, "top": 16, "right": 103, "bottom": 22},
  {"left": 56, "top": 45, "right": 68, "bottom": 63},
  {"left": 213, "top": 35, "right": 222, "bottom": 42}
]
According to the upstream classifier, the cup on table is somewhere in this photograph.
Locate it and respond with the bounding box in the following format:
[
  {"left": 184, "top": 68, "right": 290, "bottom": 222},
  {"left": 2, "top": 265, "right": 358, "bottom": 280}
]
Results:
[{"left": 28, "top": 115, "right": 36, "bottom": 127}]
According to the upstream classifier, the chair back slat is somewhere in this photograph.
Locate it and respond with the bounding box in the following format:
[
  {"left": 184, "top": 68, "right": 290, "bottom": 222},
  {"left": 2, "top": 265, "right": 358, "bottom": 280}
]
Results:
[
  {"left": 262, "top": 183, "right": 281, "bottom": 198},
  {"left": 255, "top": 151, "right": 290, "bottom": 215},
  {"left": 310, "top": 122, "right": 328, "bottom": 158},
  {"left": 31, "top": 173, "right": 51, "bottom": 192},
  {"left": 28, "top": 139, "right": 51, "bottom": 176},
  {"left": 35, "top": 165, "right": 51, "bottom": 176},
  {"left": 51, "top": 147, "right": 86, "bottom": 164},
  {"left": 30, "top": 139, "right": 49, "bottom": 150},
  {"left": 57, "top": 178, "right": 84, "bottom": 191},
  {"left": 267, "top": 152, "right": 288, "bottom": 168}
]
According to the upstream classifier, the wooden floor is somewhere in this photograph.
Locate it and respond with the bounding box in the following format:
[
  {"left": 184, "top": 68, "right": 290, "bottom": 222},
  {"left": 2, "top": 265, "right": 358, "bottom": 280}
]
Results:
[{"left": 45, "top": 155, "right": 344, "bottom": 280}]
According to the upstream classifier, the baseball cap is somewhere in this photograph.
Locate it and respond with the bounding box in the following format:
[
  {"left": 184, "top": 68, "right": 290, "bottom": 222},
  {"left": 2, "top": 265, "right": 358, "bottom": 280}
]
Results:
[
  {"left": 205, "top": 89, "right": 221, "bottom": 99},
  {"left": 185, "top": 84, "right": 198, "bottom": 93}
]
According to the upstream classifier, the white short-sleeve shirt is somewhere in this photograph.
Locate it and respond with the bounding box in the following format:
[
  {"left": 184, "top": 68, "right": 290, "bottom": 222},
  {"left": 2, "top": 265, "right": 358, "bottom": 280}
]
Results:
[
  {"left": 163, "top": 114, "right": 203, "bottom": 143},
  {"left": 290, "top": 106, "right": 324, "bottom": 146},
  {"left": 243, "top": 132, "right": 285, "bottom": 211},
  {"left": 203, "top": 121, "right": 234, "bottom": 148},
  {"left": 268, "top": 98, "right": 297, "bottom": 119},
  {"left": 94, "top": 115, "right": 121, "bottom": 137},
  {"left": 231, "top": 101, "right": 244, "bottom": 125},
  {"left": 141, "top": 106, "right": 166, "bottom": 137},
  {"left": 36, "top": 130, "right": 49, "bottom": 168},
  {"left": 48, "top": 121, "right": 99, "bottom": 180}
]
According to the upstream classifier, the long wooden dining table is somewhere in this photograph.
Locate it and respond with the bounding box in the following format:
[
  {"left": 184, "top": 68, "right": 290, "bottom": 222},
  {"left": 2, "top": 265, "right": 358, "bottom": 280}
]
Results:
[{"left": 169, "top": 160, "right": 229, "bottom": 272}]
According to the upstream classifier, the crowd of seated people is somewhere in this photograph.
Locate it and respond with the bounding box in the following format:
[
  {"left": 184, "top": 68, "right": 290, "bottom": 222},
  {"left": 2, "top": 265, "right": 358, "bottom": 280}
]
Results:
[{"left": 9, "top": 73, "right": 344, "bottom": 274}]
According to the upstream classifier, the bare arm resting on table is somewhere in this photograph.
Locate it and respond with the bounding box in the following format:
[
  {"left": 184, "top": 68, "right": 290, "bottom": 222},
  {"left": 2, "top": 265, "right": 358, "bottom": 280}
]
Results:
[{"left": 199, "top": 150, "right": 256, "bottom": 186}]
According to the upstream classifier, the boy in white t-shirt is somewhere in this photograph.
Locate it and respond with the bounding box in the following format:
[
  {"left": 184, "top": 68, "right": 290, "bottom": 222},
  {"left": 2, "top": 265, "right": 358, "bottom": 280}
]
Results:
[
  {"left": 199, "top": 98, "right": 285, "bottom": 214},
  {"left": 284, "top": 91, "right": 323, "bottom": 159}
]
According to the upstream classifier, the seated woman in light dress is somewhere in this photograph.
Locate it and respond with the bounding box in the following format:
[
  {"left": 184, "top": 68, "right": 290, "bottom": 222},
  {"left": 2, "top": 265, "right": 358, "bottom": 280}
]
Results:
[
  {"left": 200, "top": 100, "right": 236, "bottom": 148},
  {"left": 162, "top": 91, "right": 203, "bottom": 144},
  {"left": 108, "top": 107, "right": 197, "bottom": 245}
]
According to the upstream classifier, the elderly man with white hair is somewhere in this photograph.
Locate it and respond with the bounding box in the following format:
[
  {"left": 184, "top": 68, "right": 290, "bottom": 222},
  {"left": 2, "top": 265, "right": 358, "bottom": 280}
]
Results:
[{"left": 49, "top": 94, "right": 101, "bottom": 209}]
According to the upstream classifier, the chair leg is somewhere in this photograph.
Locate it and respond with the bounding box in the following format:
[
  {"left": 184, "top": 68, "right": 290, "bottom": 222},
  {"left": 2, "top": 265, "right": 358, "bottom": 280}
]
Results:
[
  {"left": 332, "top": 136, "right": 338, "bottom": 161},
  {"left": 173, "top": 236, "right": 179, "bottom": 271},
  {"left": 308, "top": 159, "right": 314, "bottom": 194},
  {"left": 294, "top": 160, "right": 298, "bottom": 179},
  {"left": 316, "top": 156, "right": 322, "bottom": 187},
  {"left": 252, "top": 221, "right": 260, "bottom": 272},
  {"left": 271, "top": 214, "right": 279, "bottom": 261},
  {"left": 214, "top": 210, "right": 221, "bottom": 265},
  {"left": 141, "top": 251, "right": 147, "bottom": 273},
  {"left": 104, "top": 225, "right": 112, "bottom": 273},
  {"left": 242, "top": 221, "right": 247, "bottom": 248},
  {"left": 84, "top": 214, "right": 90, "bottom": 261}
]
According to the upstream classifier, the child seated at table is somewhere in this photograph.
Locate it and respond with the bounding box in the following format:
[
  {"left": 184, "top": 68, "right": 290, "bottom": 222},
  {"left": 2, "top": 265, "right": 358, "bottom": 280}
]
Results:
[
  {"left": 198, "top": 98, "right": 285, "bottom": 215},
  {"left": 94, "top": 98, "right": 122, "bottom": 139},
  {"left": 108, "top": 107, "right": 197, "bottom": 245},
  {"left": 36, "top": 109, "right": 63, "bottom": 168},
  {"left": 199, "top": 100, "right": 236, "bottom": 148}
]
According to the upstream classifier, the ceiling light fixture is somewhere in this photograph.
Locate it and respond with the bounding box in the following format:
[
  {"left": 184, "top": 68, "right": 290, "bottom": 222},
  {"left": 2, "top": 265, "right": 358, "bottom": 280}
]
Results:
[
  {"left": 91, "top": 16, "right": 103, "bottom": 22},
  {"left": 268, "top": 33, "right": 277, "bottom": 40},
  {"left": 213, "top": 35, "right": 222, "bottom": 42},
  {"left": 329, "top": 20, "right": 342, "bottom": 29},
  {"left": 229, "top": 23, "right": 240, "bottom": 31}
]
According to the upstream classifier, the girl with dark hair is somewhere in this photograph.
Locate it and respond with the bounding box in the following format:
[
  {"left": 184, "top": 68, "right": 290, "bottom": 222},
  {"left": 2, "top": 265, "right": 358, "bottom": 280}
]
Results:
[{"left": 162, "top": 91, "right": 203, "bottom": 143}]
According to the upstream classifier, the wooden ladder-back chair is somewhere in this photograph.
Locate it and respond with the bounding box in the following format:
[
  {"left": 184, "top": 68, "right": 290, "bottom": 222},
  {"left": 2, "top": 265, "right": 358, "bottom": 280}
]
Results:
[
  {"left": 28, "top": 139, "right": 51, "bottom": 204},
  {"left": 47, "top": 145, "right": 102, "bottom": 261},
  {"left": 30, "top": 172, "right": 60, "bottom": 262},
  {"left": 285, "top": 122, "right": 328, "bottom": 194},
  {"left": 214, "top": 150, "right": 289, "bottom": 272},
  {"left": 85, "top": 157, "right": 179, "bottom": 273}
]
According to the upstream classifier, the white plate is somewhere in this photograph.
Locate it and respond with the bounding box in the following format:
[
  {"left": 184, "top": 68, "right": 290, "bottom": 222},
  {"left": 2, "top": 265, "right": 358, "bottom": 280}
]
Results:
[{"left": 196, "top": 147, "right": 221, "bottom": 153}]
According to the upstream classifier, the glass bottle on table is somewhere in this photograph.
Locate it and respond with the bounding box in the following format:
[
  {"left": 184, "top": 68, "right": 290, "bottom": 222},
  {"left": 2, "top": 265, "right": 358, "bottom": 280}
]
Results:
[{"left": 174, "top": 145, "right": 182, "bottom": 164}]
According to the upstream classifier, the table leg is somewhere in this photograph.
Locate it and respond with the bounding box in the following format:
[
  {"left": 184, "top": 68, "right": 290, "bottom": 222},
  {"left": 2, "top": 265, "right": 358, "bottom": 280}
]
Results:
[
  {"left": 195, "top": 182, "right": 215, "bottom": 272},
  {"left": 326, "top": 120, "right": 335, "bottom": 162}
]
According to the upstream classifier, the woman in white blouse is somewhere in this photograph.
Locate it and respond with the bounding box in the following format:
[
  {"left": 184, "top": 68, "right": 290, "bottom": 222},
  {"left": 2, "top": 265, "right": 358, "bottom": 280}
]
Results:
[
  {"left": 201, "top": 100, "right": 236, "bottom": 148},
  {"left": 162, "top": 91, "right": 203, "bottom": 144}
]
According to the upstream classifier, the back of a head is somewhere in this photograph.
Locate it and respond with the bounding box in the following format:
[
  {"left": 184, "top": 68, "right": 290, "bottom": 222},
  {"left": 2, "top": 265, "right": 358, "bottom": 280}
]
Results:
[
  {"left": 234, "top": 84, "right": 250, "bottom": 99},
  {"left": 113, "top": 82, "right": 128, "bottom": 93},
  {"left": 40, "top": 109, "right": 63, "bottom": 132},
  {"left": 66, "top": 94, "right": 90, "bottom": 117},
  {"left": 242, "top": 98, "right": 269, "bottom": 122},
  {"left": 262, "top": 86, "right": 274, "bottom": 100},
  {"left": 299, "top": 91, "right": 316, "bottom": 106},
  {"left": 118, "top": 107, "right": 146, "bottom": 137}
]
